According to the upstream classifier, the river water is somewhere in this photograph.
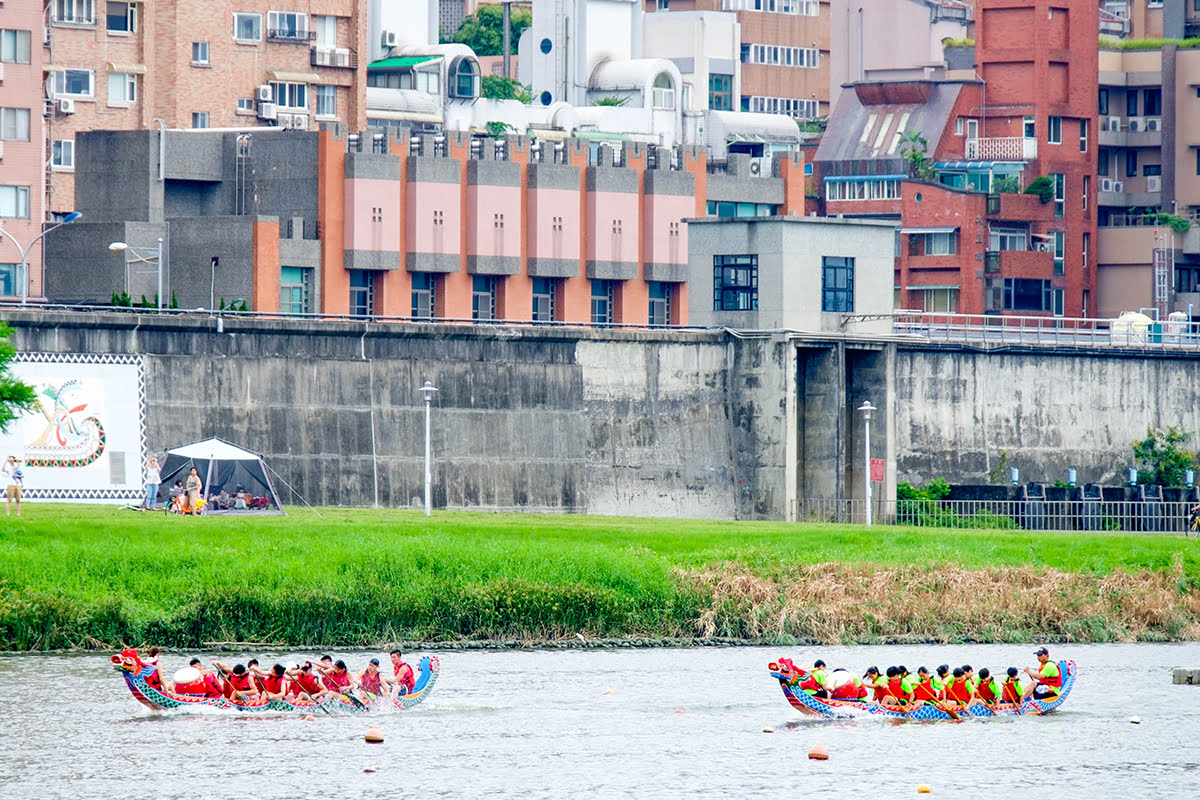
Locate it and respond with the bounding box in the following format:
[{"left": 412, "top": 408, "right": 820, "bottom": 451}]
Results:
[{"left": 2, "top": 642, "right": 1198, "bottom": 799}]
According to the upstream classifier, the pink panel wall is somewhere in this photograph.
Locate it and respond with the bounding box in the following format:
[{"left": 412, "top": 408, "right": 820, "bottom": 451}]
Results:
[
  {"left": 586, "top": 192, "right": 640, "bottom": 263},
  {"left": 406, "top": 182, "right": 461, "bottom": 254},
  {"left": 643, "top": 194, "right": 692, "bottom": 265},
  {"left": 527, "top": 188, "right": 581, "bottom": 261},
  {"left": 466, "top": 185, "right": 522, "bottom": 258},
  {"left": 344, "top": 178, "right": 401, "bottom": 253}
]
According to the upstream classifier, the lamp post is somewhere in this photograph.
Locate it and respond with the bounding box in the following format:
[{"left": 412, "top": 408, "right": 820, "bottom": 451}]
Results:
[
  {"left": 858, "top": 400, "right": 877, "bottom": 527},
  {"left": 0, "top": 211, "right": 82, "bottom": 304},
  {"left": 418, "top": 380, "right": 438, "bottom": 517},
  {"left": 109, "top": 235, "right": 167, "bottom": 309}
]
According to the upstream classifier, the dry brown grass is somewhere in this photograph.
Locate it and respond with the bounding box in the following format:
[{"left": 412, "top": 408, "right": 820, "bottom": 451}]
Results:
[{"left": 681, "top": 562, "right": 1200, "bottom": 644}]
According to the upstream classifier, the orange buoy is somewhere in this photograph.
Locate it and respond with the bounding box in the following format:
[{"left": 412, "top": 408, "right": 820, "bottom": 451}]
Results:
[
  {"left": 364, "top": 727, "right": 385, "bottom": 743},
  {"left": 304, "top": 715, "right": 316, "bottom": 721},
  {"left": 808, "top": 744, "right": 829, "bottom": 761},
  {"left": 917, "top": 785, "right": 932, "bottom": 794}
]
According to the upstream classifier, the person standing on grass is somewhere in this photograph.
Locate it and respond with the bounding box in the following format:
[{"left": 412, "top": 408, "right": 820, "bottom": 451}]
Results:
[
  {"left": 142, "top": 455, "right": 161, "bottom": 510},
  {"left": 184, "top": 467, "right": 202, "bottom": 515},
  {"left": 3, "top": 455, "right": 23, "bottom": 517}
]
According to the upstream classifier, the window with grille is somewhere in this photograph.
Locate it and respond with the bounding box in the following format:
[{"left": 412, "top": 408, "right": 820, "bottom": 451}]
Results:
[
  {"left": 822, "top": 256, "right": 854, "bottom": 312},
  {"left": 591, "top": 279, "right": 615, "bottom": 324},
  {"left": 713, "top": 255, "right": 757, "bottom": 311},
  {"left": 349, "top": 270, "right": 375, "bottom": 317},
  {"left": 411, "top": 272, "right": 436, "bottom": 318}
]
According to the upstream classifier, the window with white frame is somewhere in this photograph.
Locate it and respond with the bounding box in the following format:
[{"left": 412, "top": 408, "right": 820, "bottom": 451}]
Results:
[
  {"left": 746, "top": 44, "right": 818, "bottom": 69},
  {"left": 1023, "top": 115, "right": 1035, "bottom": 138},
  {"left": 722, "top": 0, "right": 818, "bottom": 13},
  {"left": 267, "top": 11, "right": 309, "bottom": 41},
  {"left": 55, "top": 0, "right": 95, "bottom": 24},
  {"left": 233, "top": 12, "right": 262, "bottom": 42},
  {"left": 0, "top": 29, "right": 32, "bottom": 63},
  {"left": 825, "top": 178, "right": 900, "bottom": 201},
  {"left": 746, "top": 96, "right": 818, "bottom": 118},
  {"left": 652, "top": 73, "right": 675, "bottom": 110},
  {"left": 54, "top": 69, "right": 95, "bottom": 97},
  {"left": 0, "top": 108, "right": 30, "bottom": 141},
  {"left": 1048, "top": 115, "right": 1062, "bottom": 144},
  {"left": 52, "top": 139, "right": 75, "bottom": 169},
  {"left": 1079, "top": 118, "right": 1088, "bottom": 153},
  {"left": 922, "top": 232, "right": 957, "bottom": 255},
  {"left": 192, "top": 111, "right": 209, "bottom": 129},
  {"left": 192, "top": 41, "right": 209, "bottom": 65},
  {"left": 989, "top": 227, "right": 1027, "bottom": 251},
  {"left": 107, "top": 72, "right": 137, "bottom": 105},
  {"left": 314, "top": 15, "right": 337, "bottom": 48},
  {"left": 271, "top": 81, "right": 307, "bottom": 109},
  {"left": 315, "top": 85, "right": 337, "bottom": 117},
  {"left": 1052, "top": 173, "right": 1064, "bottom": 218},
  {"left": 236, "top": 97, "right": 256, "bottom": 114},
  {"left": 417, "top": 69, "right": 439, "bottom": 94},
  {"left": 106, "top": 2, "right": 136, "bottom": 33},
  {"left": 1052, "top": 231, "right": 1065, "bottom": 275},
  {"left": 921, "top": 287, "right": 959, "bottom": 313},
  {"left": 0, "top": 186, "right": 30, "bottom": 219}
]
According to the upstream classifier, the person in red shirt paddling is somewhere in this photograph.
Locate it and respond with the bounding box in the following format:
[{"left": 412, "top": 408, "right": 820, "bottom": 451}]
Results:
[
  {"left": 213, "top": 661, "right": 261, "bottom": 704},
  {"left": 315, "top": 659, "right": 355, "bottom": 696},
  {"left": 357, "top": 658, "right": 385, "bottom": 701},
  {"left": 185, "top": 657, "right": 225, "bottom": 698},
  {"left": 288, "top": 661, "right": 331, "bottom": 703},
  {"left": 388, "top": 649, "right": 415, "bottom": 697},
  {"left": 254, "top": 664, "right": 290, "bottom": 701}
]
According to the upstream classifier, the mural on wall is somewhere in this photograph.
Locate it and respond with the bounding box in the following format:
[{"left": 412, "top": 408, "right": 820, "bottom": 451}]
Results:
[{"left": 0, "top": 353, "right": 145, "bottom": 502}]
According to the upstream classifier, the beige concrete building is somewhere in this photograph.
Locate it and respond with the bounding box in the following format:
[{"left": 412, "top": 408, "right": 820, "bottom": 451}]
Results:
[{"left": 44, "top": 1, "right": 369, "bottom": 215}]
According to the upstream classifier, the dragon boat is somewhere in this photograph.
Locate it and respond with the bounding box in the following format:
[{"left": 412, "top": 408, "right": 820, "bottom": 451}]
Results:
[
  {"left": 768, "top": 657, "right": 1075, "bottom": 721},
  {"left": 113, "top": 648, "right": 439, "bottom": 714}
]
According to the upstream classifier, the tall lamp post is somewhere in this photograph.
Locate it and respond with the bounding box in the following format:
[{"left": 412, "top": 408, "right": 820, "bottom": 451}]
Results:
[
  {"left": 109, "top": 237, "right": 167, "bottom": 309},
  {"left": 418, "top": 380, "right": 438, "bottom": 517},
  {"left": 0, "top": 211, "right": 83, "bottom": 304},
  {"left": 858, "top": 400, "right": 877, "bottom": 527}
]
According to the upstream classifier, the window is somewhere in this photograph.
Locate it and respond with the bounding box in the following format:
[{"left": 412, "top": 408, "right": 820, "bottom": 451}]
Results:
[
  {"left": 1079, "top": 119, "right": 1088, "bottom": 153},
  {"left": 236, "top": 97, "right": 256, "bottom": 115},
  {"left": 922, "top": 232, "right": 956, "bottom": 255},
  {"left": 1082, "top": 175, "right": 1089, "bottom": 210},
  {"left": 411, "top": 272, "right": 436, "bottom": 318},
  {"left": 590, "top": 279, "right": 615, "bottom": 324},
  {"left": 989, "top": 228, "right": 1028, "bottom": 251},
  {"left": 1082, "top": 232, "right": 1090, "bottom": 270},
  {"left": 713, "top": 255, "right": 757, "bottom": 311},
  {"left": 233, "top": 12, "right": 262, "bottom": 42},
  {"left": 1126, "top": 90, "right": 1138, "bottom": 117},
  {"left": 267, "top": 11, "right": 309, "bottom": 41},
  {"left": 1099, "top": 150, "right": 1109, "bottom": 177},
  {"left": 51, "top": 139, "right": 75, "bottom": 170},
  {"left": 279, "top": 267, "right": 312, "bottom": 313},
  {"left": 1176, "top": 266, "right": 1200, "bottom": 293},
  {"left": 965, "top": 118, "right": 978, "bottom": 140},
  {"left": 107, "top": 2, "right": 136, "bottom": 33},
  {"left": 746, "top": 96, "right": 818, "bottom": 118},
  {"left": 192, "top": 41, "right": 209, "bottom": 65},
  {"left": 1196, "top": 149, "right": 1200, "bottom": 176},
  {"left": 1052, "top": 173, "right": 1064, "bottom": 218},
  {"left": 825, "top": 178, "right": 901, "bottom": 201},
  {"left": 648, "top": 282, "right": 671, "bottom": 326},
  {"left": 921, "top": 287, "right": 959, "bottom": 313},
  {"left": 55, "top": 0, "right": 95, "bottom": 24},
  {"left": 1098, "top": 88, "right": 1109, "bottom": 116},
  {"left": 191, "top": 111, "right": 209, "bottom": 128},
  {"left": 1052, "top": 231, "right": 1065, "bottom": 276},
  {"left": 745, "top": 44, "right": 818, "bottom": 68},
  {"left": 314, "top": 15, "right": 337, "bottom": 48},
  {"left": 271, "top": 82, "right": 307, "bottom": 109},
  {"left": 449, "top": 58, "right": 479, "bottom": 98},
  {"left": 0, "top": 264, "right": 16, "bottom": 296},
  {"left": 1125, "top": 150, "right": 1138, "bottom": 178},
  {"left": 652, "top": 73, "right": 675, "bottom": 110},
  {"left": 54, "top": 69, "right": 94, "bottom": 97},
  {"left": 0, "top": 30, "right": 32, "bottom": 64},
  {"left": 0, "top": 108, "right": 30, "bottom": 141},
  {"left": 316, "top": 85, "right": 337, "bottom": 117},
  {"left": 1048, "top": 116, "right": 1061, "bottom": 144},
  {"left": 708, "top": 74, "right": 733, "bottom": 111},
  {"left": 417, "top": 68, "right": 440, "bottom": 94},
  {"left": 532, "top": 277, "right": 557, "bottom": 322},
  {"left": 1023, "top": 116, "right": 1035, "bottom": 138},
  {"left": 108, "top": 71, "right": 137, "bottom": 104},
  {"left": 822, "top": 256, "right": 854, "bottom": 312},
  {"left": 0, "top": 186, "right": 30, "bottom": 218},
  {"left": 954, "top": 117, "right": 964, "bottom": 135},
  {"left": 472, "top": 276, "right": 497, "bottom": 321},
  {"left": 1144, "top": 88, "right": 1162, "bottom": 116},
  {"left": 1003, "top": 278, "right": 1052, "bottom": 312},
  {"left": 657, "top": 0, "right": 670, "bottom": 8},
  {"left": 349, "top": 270, "right": 375, "bottom": 317}
]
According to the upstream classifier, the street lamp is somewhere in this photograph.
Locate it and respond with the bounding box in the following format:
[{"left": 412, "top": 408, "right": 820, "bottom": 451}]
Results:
[
  {"left": 418, "top": 380, "right": 438, "bottom": 517},
  {"left": 858, "top": 400, "right": 877, "bottom": 527},
  {"left": 0, "top": 211, "right": 82, "bottom": 305},
  {"left": 109, "top": 236, "right": 167, "bottom": 309}
]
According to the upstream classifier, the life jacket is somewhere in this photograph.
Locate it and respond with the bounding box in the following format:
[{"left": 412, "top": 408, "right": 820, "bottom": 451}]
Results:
[
  {"left": 830, "top": 675, "right": 864, "bottom": 700},
  {"left": 1037, "top": 661, "right": 1063, "bottom": 689},
  {"left": 202, "top": 672, "right": 225, "bottom": 698},
  {"left": 887, "top": 676, "right": 911, "bottom": 704},
  {"left": 870, "top": 677, "right": 889, "bottom": 702},
  {"left": 327, "top": 670, "right": 352, "bottom": 691},
  {"left": 360, "top": 670, "right": 382, "bottom": 695},
  {"left": 294, "top": 672, "right": 323, "bottom": 696},
  {"left": 913, "top": 678, "right": 939, "bottom": 702},
  {"left": 228, "top": 672, "right": 255, "bottom": 693},
  {"left": 394, "top": 662, "right": 415, "bottom": 692},
  {"left": 1002, "top": 677, "right": 1022, "bottom": 704},
  {"left": 977, "top": 678, "right": 1000, "bottom": 703},
  {"left": 798, "top": 674, "right": 823, "bottom": 695},
  {"left": 261, "top": 673, "right": 285, "bottom": 694},
  {"left": 945, "top": 678, "right": 972, "bottom": 703}
]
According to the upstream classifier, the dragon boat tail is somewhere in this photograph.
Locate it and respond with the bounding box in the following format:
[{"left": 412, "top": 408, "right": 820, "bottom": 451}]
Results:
[
  {"left": 113, "top": 648, "right": 439, "bottom": 714},
  {"left": 768, "top": 657, "right": 1075, "bottom": 721}
]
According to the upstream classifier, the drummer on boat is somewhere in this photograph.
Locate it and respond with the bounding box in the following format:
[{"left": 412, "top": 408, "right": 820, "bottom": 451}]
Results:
[{"left": 1022, "top": 647, "right": 1063, "bottom": 701}]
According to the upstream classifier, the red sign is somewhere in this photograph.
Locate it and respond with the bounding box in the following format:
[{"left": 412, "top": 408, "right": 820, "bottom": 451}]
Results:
[{"left": 870, "top": 458, "right": 886, "bottom": 483}]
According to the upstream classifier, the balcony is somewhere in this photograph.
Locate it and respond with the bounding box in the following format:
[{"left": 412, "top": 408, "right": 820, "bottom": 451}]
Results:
[
  {"left": 985, "top": 192, "right": 1055, "bottom": 222},
  {"left": 311, "top": 47, "right": 358, "bottom": 69},
  {"left": 984, "top": 248, "right": 1054, "bottom": 276},
  {"left": 268, "top": 28, "right": 317, "bottom": 43},
  {"left": 1098, "top": 116, "right": 1162, "bottom": 148},
  {"left": 965, "top": 137, "right": 1037, "bottom": 161}
]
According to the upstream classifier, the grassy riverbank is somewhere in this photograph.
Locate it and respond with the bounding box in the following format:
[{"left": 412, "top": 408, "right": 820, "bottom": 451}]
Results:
[{"left": 2, "top": 505, "right": 1199, "bottom": 650}]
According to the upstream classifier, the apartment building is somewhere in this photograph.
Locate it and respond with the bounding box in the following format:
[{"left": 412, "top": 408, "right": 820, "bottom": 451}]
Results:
[
  {"left": 0, "top": 0, "right": 47, "bottom": 301},
  {"left": 643, "top": 0, "right": 829, "bottom": 119},
  {"left": 45, "top": 127, "right": 807, "bottom": 325},
  {"left": 44, "top": 1, "right": 369, "bottom": 215}
]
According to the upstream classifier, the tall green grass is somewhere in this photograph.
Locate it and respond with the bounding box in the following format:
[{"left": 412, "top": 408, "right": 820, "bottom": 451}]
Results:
[{"left": 1, "top": 505, "right": 1198, "bottom": 650}]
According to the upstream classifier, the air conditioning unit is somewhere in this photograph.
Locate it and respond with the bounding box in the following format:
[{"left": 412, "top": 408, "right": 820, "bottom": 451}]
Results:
[
  {"left": 1111, "top": 181, "right": 1123, "bottom": 192},
  {"left": 749, "top": 157, "right": 772, "bottom": 176},
  {"left": 381, "top": 30, "right": 398, "bottom": 48},
  {"left": 1146, "top": 117, "right": 1162, "bottom": 132},
  {"left": 275, "top": 111, "right": 293, "bottom": 128},
  {"left": 285, "top": 113, "right": 308, "bottom": 131},
  {"left": 1106, "top": 116, "right": 1121, "bottom": 132},
  {"left": 256, "top": 84, "right": 273, "bottom": 102},
  {"left": 257, "top": 101, "right": 277, "bottom": 120},
  {"left": 1128, "top": 117, "right": 1144, "bottom": 132},
  {"left": 56, "top": 98, "right": 75, "bottom": 114},
  {"left": 1147, "top": 175, "right": 1162, "bottom": 192},
  {"left": 1100, "top": 178, "right": 1113, "bottom": 192}
]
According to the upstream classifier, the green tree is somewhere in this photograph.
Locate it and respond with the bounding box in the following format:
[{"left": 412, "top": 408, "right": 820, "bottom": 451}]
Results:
[
  {"left": 444, "top": 3, "right": 532, "bottom": 56},
  {"left": 898, "top": 130, "right": 934, "bottom": 181},
  {"left": 1132, "top": 425, "right": 1198, "bottom": 486},
  {"left": 481, "top": 75, "right": 531, "bottom": 102},
  {"left": 0, "top": 323, "right": 36, "bottom": 434}
]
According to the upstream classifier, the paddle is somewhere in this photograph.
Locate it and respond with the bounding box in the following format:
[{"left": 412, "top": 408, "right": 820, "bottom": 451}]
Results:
[{"left": 289, "top": 675, "right": 330, "bottom": 714}]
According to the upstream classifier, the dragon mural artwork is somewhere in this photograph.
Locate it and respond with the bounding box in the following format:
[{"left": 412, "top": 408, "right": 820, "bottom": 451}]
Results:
[{"left": 23, "top": 380, "right": 106, "bottom": 468}]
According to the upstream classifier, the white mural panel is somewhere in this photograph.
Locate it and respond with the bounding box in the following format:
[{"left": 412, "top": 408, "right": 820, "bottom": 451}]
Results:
[{"left": 0, "top": 353, "right": 146, "bottom": 503}]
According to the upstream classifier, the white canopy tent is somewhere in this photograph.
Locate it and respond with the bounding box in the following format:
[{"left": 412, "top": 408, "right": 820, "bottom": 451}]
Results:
[{"left": 160, "top": 437, "right": 285, "bottom": 514}]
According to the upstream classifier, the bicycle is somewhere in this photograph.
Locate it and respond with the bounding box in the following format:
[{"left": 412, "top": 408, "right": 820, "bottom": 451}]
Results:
[{"left": 1187, "top": 505, "right": 1200, "bottom": 538}]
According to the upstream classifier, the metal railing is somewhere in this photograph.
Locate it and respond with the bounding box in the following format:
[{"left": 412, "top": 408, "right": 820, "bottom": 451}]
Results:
[
  {"left": 890, "top": 312, "right": 1200, "bottom": 350},
  {"left": 799, "top": 498, "right": 1199, "bottom": 534},
  {"left": 965, "top": 137, "right": 1038, "bottom": 160}
]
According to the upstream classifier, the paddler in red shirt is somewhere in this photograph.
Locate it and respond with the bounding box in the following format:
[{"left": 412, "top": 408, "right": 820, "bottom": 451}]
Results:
[
  {"left": 389, "top": 649, "right": 415, "bottom": 697},
  {"left": 357, "top": 658, "right": 385, "bottom": 700},
  {"left": 316, "top": 659, "right": 355, "bottom": 696},
  {"left": 255, "top": 664, "right": 290, "bottom": 701},
  {"left": 214, "top": 661, "right": 260, "bottom": 704},
  {"left": 288, "top": 661, "right": 331, "bottom": 702},
  {"left": 187, "top": 657, "right": 225, "bottom": 698}
]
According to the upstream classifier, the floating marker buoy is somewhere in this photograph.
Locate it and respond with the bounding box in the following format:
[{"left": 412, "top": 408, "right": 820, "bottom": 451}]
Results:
[
  {"left": 1130, "top": 716, "right": 1141, "bottom": 724},
  {"left": 763, "top": 727, "right": 774, "bottom": 734},
  {"left": 917, "top": 785, "right": 932, "bottom": 794},
  {"left": 674, "top": 708, "right": 683, "bottom": 714},
  {"left": 304, "top": 715, "right": 316, "bottom": 721},
  {"left": 808, "top": 744, "right": 829, "bottom": 760},
  {"left": 364, "top": 727, "right": 385, "bottom": 743},
  {"left": 604, "top": 688, "right": 613, "bottom": 695},
  {"left": 364, "top": 765, "right": 377, "bottom": 773}
]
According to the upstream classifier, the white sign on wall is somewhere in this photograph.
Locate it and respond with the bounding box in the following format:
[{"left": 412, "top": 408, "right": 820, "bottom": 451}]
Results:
[{"left": 0, "top": 353, "right": 146, "bottom": 503}]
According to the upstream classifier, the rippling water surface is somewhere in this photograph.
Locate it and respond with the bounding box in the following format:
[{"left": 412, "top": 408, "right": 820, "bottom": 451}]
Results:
[{"left": 3, "top": 642, "right": 1199, "bottom": 799}]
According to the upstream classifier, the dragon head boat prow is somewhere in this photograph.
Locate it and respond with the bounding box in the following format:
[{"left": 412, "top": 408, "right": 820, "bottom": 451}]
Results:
[{"left": 768, "top": 657, "right": 809, "bottom": 687}]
